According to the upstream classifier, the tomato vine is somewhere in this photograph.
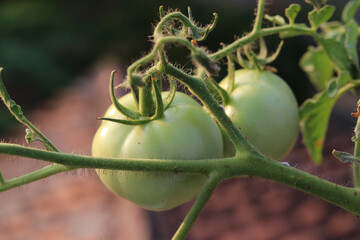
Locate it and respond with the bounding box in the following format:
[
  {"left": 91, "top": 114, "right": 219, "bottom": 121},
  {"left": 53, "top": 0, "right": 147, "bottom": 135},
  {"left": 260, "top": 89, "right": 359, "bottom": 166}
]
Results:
[{"left": 1, "top": 0, "right": 360, "bottom": 239}]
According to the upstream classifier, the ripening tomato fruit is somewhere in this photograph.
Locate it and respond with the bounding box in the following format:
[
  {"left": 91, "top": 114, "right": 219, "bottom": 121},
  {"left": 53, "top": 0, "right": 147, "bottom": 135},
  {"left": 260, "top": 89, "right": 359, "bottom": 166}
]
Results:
[
  {"left": 220, "top": 69, "right": 299, "bottom": 160},
  {"left": 92, "top": 92, "right": 223, "bottom": 211}
]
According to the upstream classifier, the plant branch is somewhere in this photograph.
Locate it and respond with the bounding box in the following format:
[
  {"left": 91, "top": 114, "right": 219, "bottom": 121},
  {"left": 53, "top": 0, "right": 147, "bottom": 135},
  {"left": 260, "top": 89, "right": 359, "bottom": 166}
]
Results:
[
  {"left": 172, "top": 173, "right": 222, "bottom": 240},
  {"left": 353, "top": 116, "right": 360, "bottom": 188},
  {"left": 160, "top": 62, "right": 252, "bottom": 153},
  {"left": 0, "top": 68, "right": 59, "bottom": 152},
  {"left": 0, "top": 143, "right": 360, "bottom": 215},
  {"left": 0, "top": 163, "right": 74, "bottom": 191},
  {"left": 210, "top": 25, "right": 318, "bottom": 61}
]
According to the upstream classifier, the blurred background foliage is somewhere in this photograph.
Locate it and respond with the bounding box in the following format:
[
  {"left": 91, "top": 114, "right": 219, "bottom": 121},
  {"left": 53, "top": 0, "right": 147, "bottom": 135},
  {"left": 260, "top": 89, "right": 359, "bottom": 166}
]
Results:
[{"left": 0, "top": 0, "right": 345, "bottom": 134}]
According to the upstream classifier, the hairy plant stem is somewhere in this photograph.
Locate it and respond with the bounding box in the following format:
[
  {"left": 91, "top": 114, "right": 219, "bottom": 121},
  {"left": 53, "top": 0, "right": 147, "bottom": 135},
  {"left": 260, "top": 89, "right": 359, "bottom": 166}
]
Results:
[
  {"left": 0, "top": 143, "right": 359, "bottom": 215},
  {"left": 172, "top": 173, "right": 222, "bottom": 240},
  {"left": 0, "top": 68, "right": 59, "bottom": 152},
  {"left": 211, "top": 25, "right": 319, "bottom": 61},
  {"left": 159, "top": 62, "right": 252, "bottom": 154},
  {"left": 353, "top": 116, "right": 360, "bottom": 188},
  {"left": 0, "top": 163, "right": 74, "bottom": 191}
]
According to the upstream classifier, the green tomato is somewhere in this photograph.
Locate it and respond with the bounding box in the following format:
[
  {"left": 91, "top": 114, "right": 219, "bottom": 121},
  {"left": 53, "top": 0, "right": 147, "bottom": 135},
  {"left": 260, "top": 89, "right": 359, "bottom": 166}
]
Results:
[
  {"left": 220, "top": 69, "right": 299, "bottom": 160},
  {"left": 92, "top": 92, "right": 223, "bottom": 211}
]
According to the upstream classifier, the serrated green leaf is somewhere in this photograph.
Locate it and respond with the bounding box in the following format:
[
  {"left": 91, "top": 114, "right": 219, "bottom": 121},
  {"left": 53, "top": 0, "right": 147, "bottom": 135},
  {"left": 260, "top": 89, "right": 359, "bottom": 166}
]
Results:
[
  {"left": 308, "top": 5, "right": 335, "bottom": 30},
  {"left": 322, "top": 38, "right": 352, "bottom": 73},
  {"left": 300, "top": 77, "right": 352, "bottom": 164},
  {"left": 320, "top": 21, "right": 346, "bottom": 43},
  {"left": 285, "top": 4, "right": 301, "bottom": 25},
  {"left": 342, "top": 0, "right": 360, "bottom": 23},
  {"left": 326, "top": 72, "right": 351, "bottom": 98},
  {"left": 299, "top": 46, "right": 333, "bottom": 91},
  {"left": 344, "top": 20, "right": 360, "bottom": 76},
  {"left": 300, "top": 91, "right": 337, "bottom": 163}
]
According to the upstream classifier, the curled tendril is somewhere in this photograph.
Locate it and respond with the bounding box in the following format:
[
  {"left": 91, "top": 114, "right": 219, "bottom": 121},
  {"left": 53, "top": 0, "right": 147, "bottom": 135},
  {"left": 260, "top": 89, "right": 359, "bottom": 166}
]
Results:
[
  {"left": 236, "top": 39, "right": 284, "bottom": 70},
  {"left": 155, "top": 8, "right": 218, "bottom": 42}
]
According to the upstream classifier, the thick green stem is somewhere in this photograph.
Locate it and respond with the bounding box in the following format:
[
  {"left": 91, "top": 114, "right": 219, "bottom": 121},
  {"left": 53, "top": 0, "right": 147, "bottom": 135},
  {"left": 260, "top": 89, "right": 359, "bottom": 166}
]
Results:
[
  {"left": 353, "top": 116, "right": 360, "bottom": 188},
  {"left": 0, "top": 143, "right": 359, "bottom": 215},
  {"left": 160, "top": 63, "right": 252, "bottom": 154},
  {"left": 172, "top": 173, "right": 222, "bottom": 240},
  {"left": 210, "top": 25, "right": 318, "bottom": 61},
  {"left": 154, "top": 12, "right": 192, "bottom": 39},
  {"left": 252, "top": 0, "right": 266, "bottom": 34},
  {"left": 0, "top": 163, "right": 74, "bottom": 191},
  {"left": 234, "top": 156, "right": 360, "bottom": 215}
]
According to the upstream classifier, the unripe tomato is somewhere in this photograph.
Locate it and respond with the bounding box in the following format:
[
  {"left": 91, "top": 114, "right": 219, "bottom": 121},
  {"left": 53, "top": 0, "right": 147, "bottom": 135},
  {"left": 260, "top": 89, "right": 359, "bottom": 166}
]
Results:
[
  {"left": 220, "top": 69, "right": 299, "bottom": 160},
  {"left": 92, "top": 92, "right": 223, "bottom": 211}
]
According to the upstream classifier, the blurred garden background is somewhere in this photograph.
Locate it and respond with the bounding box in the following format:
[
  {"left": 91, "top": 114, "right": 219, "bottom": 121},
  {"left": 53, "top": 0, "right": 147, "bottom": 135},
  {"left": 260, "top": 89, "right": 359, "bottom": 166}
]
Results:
[
  {"left": 1, "top": 0, "right": 360, "bottom": 239},
  {"left": 0, "top": 0, "right": 346, "bottom": 135}
]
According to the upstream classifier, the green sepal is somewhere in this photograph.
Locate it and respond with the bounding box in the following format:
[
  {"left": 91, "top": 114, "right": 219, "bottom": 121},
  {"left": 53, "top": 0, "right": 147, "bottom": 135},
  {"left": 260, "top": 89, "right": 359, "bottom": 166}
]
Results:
[
  {"left": 97, "top": 117, "right": 151, "bottom": 126},
  {"left": 151, "top": 79, "right": 164, "bottom": 120},
  {"left": 109, "top": 71, "right": 142, "bottom": 119},
  {"left": 164, "top": 78, "right": 177, "bottom": 110}
]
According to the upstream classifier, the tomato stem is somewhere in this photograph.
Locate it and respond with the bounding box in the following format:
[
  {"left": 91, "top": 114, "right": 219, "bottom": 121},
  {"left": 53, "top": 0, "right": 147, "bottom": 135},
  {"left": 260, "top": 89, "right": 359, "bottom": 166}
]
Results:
[
  {"left": 353, "top": 115, "right": 360, "bottom": 188},
  {"left": 172, "top": 173, "right": 222, "bottom": 240},
  {"left": 0, "top": 68, "right": 59, "bottom": 153},
  {"left": 1, "top": 143, "right": 360, "bottom": 216}
]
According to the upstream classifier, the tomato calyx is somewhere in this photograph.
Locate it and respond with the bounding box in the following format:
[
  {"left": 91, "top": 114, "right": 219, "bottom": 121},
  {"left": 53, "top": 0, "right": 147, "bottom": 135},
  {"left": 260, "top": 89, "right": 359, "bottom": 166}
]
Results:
[
  {"left": 97, "top": 70, "right": 177, "bottom": 126},
  {"left": 236, "top": 38, "right": 284, "bottom": 72}
]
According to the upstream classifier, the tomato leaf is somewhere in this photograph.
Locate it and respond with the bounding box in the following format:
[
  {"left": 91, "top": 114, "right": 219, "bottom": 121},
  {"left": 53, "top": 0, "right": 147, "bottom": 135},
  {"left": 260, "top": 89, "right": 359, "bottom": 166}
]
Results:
[
  {"left": 305, "top": 0, "right": 328, "bottom": 9},
  {"left": 332, "top": 150, "right": 360, "bottom": 163},
  {"left": 300, "top": 73, "right": 351, "bottom": 163},
  {"left": 327, "top": 72, "right": 351, "bottom": 98},
  {"left": 285, "top": 4, "right": 301, "bottom": 25},
  {"left": 299, "top": 46, "right": 333, "bottom": 91},
  {"left": 342, "top": 0, "right": 360, "bottom": 23},
  {"left": 300, "top": 91, "right": 336, "bottom": 163},
  {"left": 344, "top": 20, "right": 360, "bottom": 77},
  {"left": 308, "top": 5, "right": 335, "bottom": 30},
  {"left": 322, "top": 38, "right": 352, "bottom": 73}
]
